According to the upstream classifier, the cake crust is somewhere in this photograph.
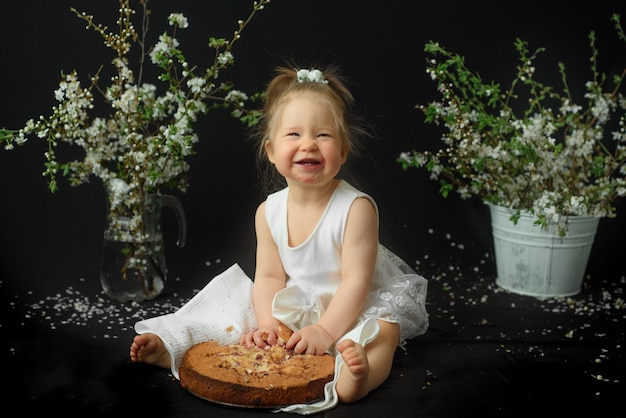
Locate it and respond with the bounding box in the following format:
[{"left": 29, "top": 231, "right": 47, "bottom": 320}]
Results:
[{"left": 179, "top": 326, "right": 336, "bottom": 408}]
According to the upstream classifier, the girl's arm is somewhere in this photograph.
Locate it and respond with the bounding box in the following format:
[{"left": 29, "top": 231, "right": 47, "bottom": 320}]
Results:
[
  {"left": 240, "top": 201, "right": 287, "bottom": 348},
  {"left": 287, "top": 197, "right": 378, "bottom": 354}
]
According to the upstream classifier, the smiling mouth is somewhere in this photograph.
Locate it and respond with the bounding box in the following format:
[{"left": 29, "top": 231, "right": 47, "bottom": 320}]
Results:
[{"left": 296, "top": 159, "right": 320, "bottom": 166}]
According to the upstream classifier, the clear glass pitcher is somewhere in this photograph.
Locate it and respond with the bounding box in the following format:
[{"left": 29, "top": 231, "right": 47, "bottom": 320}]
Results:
[{"left": 100, "top": 190, "right": 186, "bottom": 302}]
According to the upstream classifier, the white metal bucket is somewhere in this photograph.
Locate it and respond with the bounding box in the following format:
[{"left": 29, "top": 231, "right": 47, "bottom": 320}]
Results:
[{"left": 488, "top": 204, "right": 600, "bottom": 297}]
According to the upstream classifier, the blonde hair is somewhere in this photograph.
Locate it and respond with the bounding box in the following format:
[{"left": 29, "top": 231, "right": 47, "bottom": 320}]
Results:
[{"left": 252, "top": 64, "right": 370, "bottom": 194}]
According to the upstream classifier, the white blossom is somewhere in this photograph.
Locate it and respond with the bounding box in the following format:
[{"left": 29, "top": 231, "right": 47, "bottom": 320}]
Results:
[{"left": 168, "top": 13, "right": 188, "bottom": 29}]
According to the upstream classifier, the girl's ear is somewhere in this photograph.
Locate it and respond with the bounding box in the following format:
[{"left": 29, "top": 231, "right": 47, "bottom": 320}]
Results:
[
  {"left": 340, "top": 144, "right": 350, "bottom": 164},
  {"left": 264, "top": 139, "right": 275, "bottom": 164}
]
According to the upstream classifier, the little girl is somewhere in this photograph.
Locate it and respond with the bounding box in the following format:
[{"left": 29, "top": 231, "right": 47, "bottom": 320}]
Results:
[{"left": 129, "top": 65, "right": 429, "bottom": 413}]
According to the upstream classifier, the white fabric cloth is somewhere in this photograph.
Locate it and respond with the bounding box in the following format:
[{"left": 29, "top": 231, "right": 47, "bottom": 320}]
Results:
[{"left": 134, "top": 263, "right": 257, "bottom": 379}]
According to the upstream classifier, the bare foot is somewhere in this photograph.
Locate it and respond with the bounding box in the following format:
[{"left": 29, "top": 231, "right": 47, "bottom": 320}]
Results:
[
  {"left": 335, "top": 339, "right": 370, "bottom": 403},
  {"left": 129, "top": 333, "right": 171, "bottom": 369}
]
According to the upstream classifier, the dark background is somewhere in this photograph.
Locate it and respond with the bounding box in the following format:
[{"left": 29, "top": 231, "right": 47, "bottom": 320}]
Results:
[
  {"left": 1, "top": 1, "right": 625, "bottom": 417},
  {"left": 1, "top": 0, "right": 625, "bottom": 296}
]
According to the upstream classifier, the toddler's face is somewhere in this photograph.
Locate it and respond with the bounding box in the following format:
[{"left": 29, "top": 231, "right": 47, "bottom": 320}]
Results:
[{"left": 266, "top": 91, "right": 347, "bottom": 186}]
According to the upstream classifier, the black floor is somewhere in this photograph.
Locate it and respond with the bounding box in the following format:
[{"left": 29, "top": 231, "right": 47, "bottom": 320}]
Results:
[{"left": 2, "top": 245, "right": 624, "bottom": 418}]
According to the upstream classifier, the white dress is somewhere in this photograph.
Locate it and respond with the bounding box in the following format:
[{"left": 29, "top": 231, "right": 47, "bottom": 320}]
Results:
[
  {"left": 265, "top": 180, "right": 429, "bottom": 345},
  {"left": 133, "top": 180, "right": 429, "bottom": 414}
]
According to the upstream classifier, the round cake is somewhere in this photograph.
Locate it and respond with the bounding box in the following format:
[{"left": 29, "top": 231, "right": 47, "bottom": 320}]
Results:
[{"left": 178, "top": 325, "right": 336, "bottom": 408}]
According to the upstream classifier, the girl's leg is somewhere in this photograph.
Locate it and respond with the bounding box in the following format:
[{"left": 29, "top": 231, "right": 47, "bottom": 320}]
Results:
[{"left": 335, "top": 320, "right": 400, "bottom": 403}]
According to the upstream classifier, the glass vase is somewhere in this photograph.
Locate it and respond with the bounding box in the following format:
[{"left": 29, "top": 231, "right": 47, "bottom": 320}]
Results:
[{"left": 100, "top": 189, "right": 186, "bottom": 302}]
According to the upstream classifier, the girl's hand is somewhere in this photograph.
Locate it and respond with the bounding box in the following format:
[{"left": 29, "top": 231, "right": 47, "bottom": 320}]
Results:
[
  {"left": 240, "top": 325, "right": 279, "bottom": 349},
  {"left": 286, "top": 324, "right": 334, "bottom": 355}
]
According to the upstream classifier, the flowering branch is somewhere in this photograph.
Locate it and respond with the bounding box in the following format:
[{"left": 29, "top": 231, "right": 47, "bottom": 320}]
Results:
[
  {"left": 398, "top": 13, "right": 626, "bottom": 235},
  {"left": 1, "top": 0, "right": 268, "bottom": 196},
  {"left": 0, "top": 0, "right": 269, "bottom": 289}
]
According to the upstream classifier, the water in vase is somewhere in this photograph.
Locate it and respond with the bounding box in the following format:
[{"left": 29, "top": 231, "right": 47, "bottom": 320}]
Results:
[{"left": 100, "top": 235, "right": 166, "bottom": 302}]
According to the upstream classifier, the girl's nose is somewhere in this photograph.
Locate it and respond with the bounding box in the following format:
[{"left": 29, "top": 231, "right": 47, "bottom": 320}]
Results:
[{"left": 299, "top": 136, "right": 318, "bottom": 151}]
